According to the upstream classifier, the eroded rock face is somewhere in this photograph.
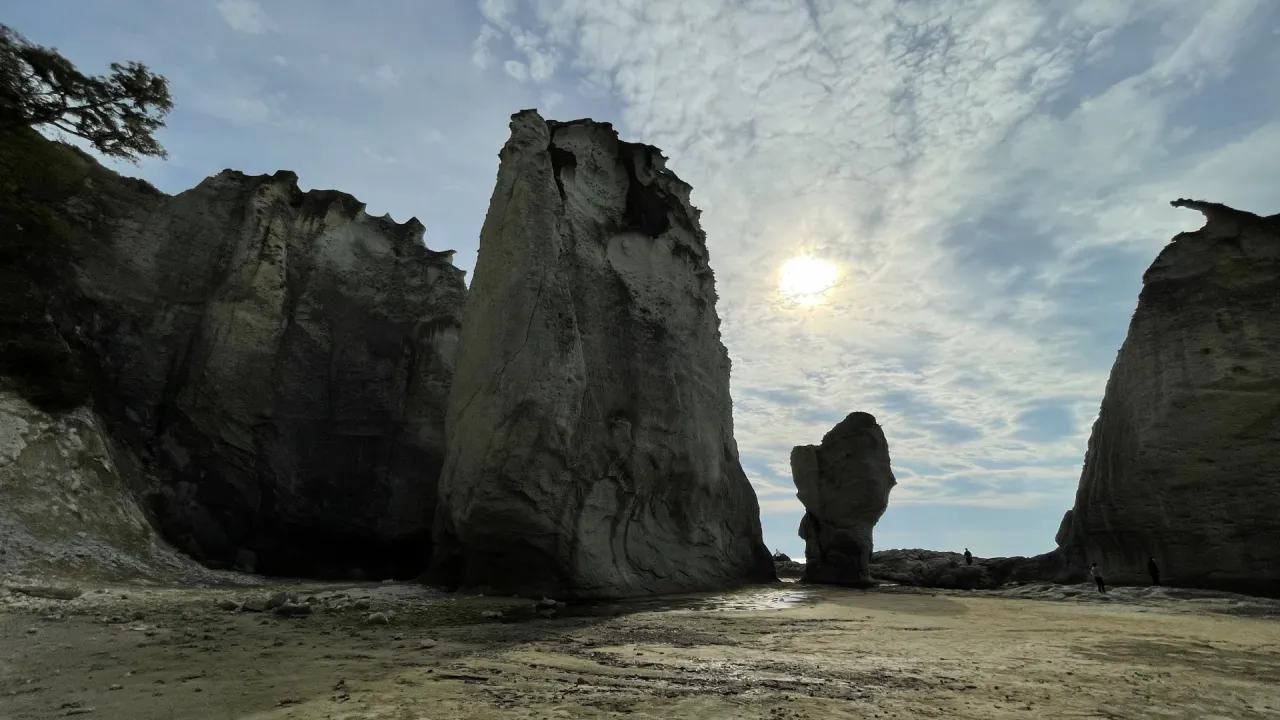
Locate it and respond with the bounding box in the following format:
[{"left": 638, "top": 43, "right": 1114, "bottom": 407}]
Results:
[
  {"left": 0, "top": 390, "right": 211, "bottom": 580},
  {"left": 1059, "top": 200, "right": 1280, "bottom": 596},
  {"left": 793, "top": 412, "right": 896, "bottom": 587},
  {"left": 431, "top": 110, "right": 775, "bottom": 598},
  {"left": 65, "top": 170, "right": 466, "bottom": 578}
]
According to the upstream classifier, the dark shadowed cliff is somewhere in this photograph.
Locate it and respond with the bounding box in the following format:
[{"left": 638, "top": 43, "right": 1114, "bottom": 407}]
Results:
[
  {"left": 2, "top": 131, "right": 466, "bottom": 579},
  {"left": 1058, "top": 199, "right": 1280, "bottom": 596}
]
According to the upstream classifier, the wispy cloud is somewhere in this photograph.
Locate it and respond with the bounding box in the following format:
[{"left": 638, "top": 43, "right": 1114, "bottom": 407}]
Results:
[
  {"left": 10, "top": 0, "right": 1276, "bottom": 557},
  {"left": 503, "top": 60, "right": 529, "bottom": 82},
  {"left": 359, "top": 64, "right": 402, "bottom": 92},
  {"left": 481, "top": 0, "right": 1279, "bottom": 543},
  {"left": 472, "top": 24, "right": 501, "bottom": 69},
  {"left": 215, "top": 0, "right": 273, "bottom": 35}
]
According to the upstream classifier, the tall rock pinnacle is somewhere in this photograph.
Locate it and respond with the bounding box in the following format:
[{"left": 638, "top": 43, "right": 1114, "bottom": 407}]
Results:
[{"left": 430, "top": 110, "right": 776, "bottom": 598}]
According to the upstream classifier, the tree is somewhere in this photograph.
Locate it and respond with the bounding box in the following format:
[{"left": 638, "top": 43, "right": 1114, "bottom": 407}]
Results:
[{"left": 0, "top": 23, "right": 173, "bottom": 162}]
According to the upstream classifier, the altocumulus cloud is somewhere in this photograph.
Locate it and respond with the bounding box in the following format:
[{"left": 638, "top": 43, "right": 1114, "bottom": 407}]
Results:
[
  {"left": 9, "top": 0, "right": 1279, "bottom": 557},
  {"left": 468, "top": 0, "right": 1280, "bottom": 554}
]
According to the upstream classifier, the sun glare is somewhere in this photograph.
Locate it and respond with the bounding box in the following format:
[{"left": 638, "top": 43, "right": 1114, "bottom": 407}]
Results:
[{"left": 778, "top": 255, "right": 839, "bottom": 306}]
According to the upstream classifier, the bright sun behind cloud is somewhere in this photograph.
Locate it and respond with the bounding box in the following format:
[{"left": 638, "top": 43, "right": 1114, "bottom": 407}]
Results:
[{"left": 777, "top": 255, "right": 839, "bottom": 306}]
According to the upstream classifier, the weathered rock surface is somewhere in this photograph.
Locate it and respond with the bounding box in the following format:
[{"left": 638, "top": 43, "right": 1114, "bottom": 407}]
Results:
[
  {"left": 431, "top": 110, "right": 775, "bottom": 598},
  {"left": 1058, "top": 200, "right": 1280, "bottom": 596},
  {"left": 0, "top": 390, "right": 212, "bottom": 580},
  {"left": 793, "top": 412, "right": 896, "bottom": 587},
  {"left": 774, "top": 560, "right": 806, "bottom": 579},
  {"left": 61, "top": 168, "right": 466, "bottom": 578},
  {"left": 869, "top": 549, "right": 1066, "bottom": 590}
]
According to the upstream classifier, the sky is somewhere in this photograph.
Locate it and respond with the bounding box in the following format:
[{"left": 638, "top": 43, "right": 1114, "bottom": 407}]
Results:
[{"left": 6, "top": 0, "right": 1280, "bottom": 560}]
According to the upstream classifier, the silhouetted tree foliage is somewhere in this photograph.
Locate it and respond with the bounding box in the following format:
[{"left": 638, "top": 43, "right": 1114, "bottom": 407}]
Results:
[{"left": 0, "top": 23, "right": 172, "bottom": 162}]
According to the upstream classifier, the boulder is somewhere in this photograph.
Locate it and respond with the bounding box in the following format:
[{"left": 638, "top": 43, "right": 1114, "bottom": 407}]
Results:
[
  {"left": 1058, "top": 200, "right": 1280, "bottom": 596},
  {"left": 792, "top": 412, "right": 896, "bottom": 587},
  {"left": 61, "top": 167, "right": 466, "bottom": 578},
  {"left": 430, "top": 110, "right": 775, "bottom": 598}
]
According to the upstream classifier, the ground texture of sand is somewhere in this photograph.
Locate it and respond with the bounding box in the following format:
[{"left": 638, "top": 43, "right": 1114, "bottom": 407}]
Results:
[{"left": 3, "top": 579, "right": 1279, "bottom": 719}]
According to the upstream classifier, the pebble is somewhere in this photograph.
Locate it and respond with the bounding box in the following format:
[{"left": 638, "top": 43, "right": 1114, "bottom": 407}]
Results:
[{"left": 366, "top": 612, "right": 390, "bottom": 625}]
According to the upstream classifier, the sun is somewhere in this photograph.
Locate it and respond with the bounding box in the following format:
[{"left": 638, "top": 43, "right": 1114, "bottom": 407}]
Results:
[{"left": 778, "top": 255, "right": 839, "bottom": 306}]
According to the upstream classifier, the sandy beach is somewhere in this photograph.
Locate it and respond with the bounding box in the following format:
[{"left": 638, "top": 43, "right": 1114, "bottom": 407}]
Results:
[{"left": 3, "top": 579, "right": 1279, "bottom": 720}]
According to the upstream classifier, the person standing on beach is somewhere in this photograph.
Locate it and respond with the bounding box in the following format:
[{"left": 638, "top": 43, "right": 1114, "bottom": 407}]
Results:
[
  {"left": 1090, "top": 562, "right": 1106, "bottom": 593},
  {"left": 963, "top": 548, "right": 973, "bottom": 566},
  {"left": 1148, "top": 557, "right": 1160, "bottom": 586}
]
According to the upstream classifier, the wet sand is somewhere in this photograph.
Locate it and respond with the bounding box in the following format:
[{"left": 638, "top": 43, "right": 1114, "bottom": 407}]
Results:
[{"left": 3, "top": 579, "right": 1279, "bottom": 719}]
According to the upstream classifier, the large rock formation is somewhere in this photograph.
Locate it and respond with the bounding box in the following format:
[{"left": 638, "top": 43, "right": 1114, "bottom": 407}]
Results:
[
  {"left": 56, "top": 166, "right": 465, "bottom": 578},
  {"left": 793, "top": 412, "right": 896, "bottom": 586},
  {"left": 1058, "top": 199, "right": 1280, "bottom": 596},
  {"left": 431, "top": 110, "right": 775, "bottom": 598}
]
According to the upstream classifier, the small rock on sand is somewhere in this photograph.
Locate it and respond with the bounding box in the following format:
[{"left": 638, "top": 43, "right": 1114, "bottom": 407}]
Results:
[
  {"left": 274, "top": 603, "right": 312, "bottom": 617},
  {"left": 8, "top": 585, "right": 84, "bottom": 601}
]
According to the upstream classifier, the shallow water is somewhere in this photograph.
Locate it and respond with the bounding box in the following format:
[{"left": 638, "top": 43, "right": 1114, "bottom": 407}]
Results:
[{"left": 563, "top": 583, "right": 826, "bottom": 618}]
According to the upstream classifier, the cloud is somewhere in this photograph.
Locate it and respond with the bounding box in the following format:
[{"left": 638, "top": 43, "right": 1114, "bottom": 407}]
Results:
[
  {"left": 503, "top": 60, "right": 529, "bottom": 81},
  {"left": 22, "top": 0, "right": 1274, "bottom": 557},
  {"left": 470, "top": 8, "right": 560, "bottom": 83},
  {"left": 189, "top": 91, "right": 276, "bottom": 126},
  {"left": 472, "top": 24, "right": 501, "bottom": 69},
  {"left": 498, "top": 0, "right": 1279, "bottom": 532},
  {"left": 478, "top": 0, "right": 517, "bottom": 28},
  {"left": 215, "top": 0, "right": 273, "bottom": 34},
  {"left": 540, "top": 91, "right": 564, "bottom": 112},
  {"left": 359, "top": 64, "right": 402, "bottom": 92}
]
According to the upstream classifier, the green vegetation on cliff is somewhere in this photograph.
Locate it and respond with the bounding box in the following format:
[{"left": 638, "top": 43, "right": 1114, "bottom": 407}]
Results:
[{"left": 1, "top": 23, "right": 171, "bottom": 411}]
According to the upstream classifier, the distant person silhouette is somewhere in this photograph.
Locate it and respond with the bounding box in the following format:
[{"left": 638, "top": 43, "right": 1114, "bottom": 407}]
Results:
[
  {"left": 963, "top": 548, "right": 973, "bottom": 566},
  {"left": 1090, "top": 562, "right": 1106, "bottom": 593},
  {"left": 1148, "top": 557, "right": 1160, "bottom": 586}
]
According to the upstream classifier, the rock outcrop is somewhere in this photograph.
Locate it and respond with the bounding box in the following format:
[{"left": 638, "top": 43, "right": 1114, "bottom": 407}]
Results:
[
  {"left": 793, "top": 412, "right": 896, "bottom": 587},
  {"left": 0, "top": 390, "right": 214, "bottom": 581},
  {"left": 431, "top": 110, "right": 775, "bottom": 598},
  {"left": 868, "top": 549, "right": 1066, "bottom": 590},
  {"left": 1058, "top": 200, "right": 1280, "bottom": 596},
  {"left": 60, "top": 168, "right": 466, "bottom": 578}
]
